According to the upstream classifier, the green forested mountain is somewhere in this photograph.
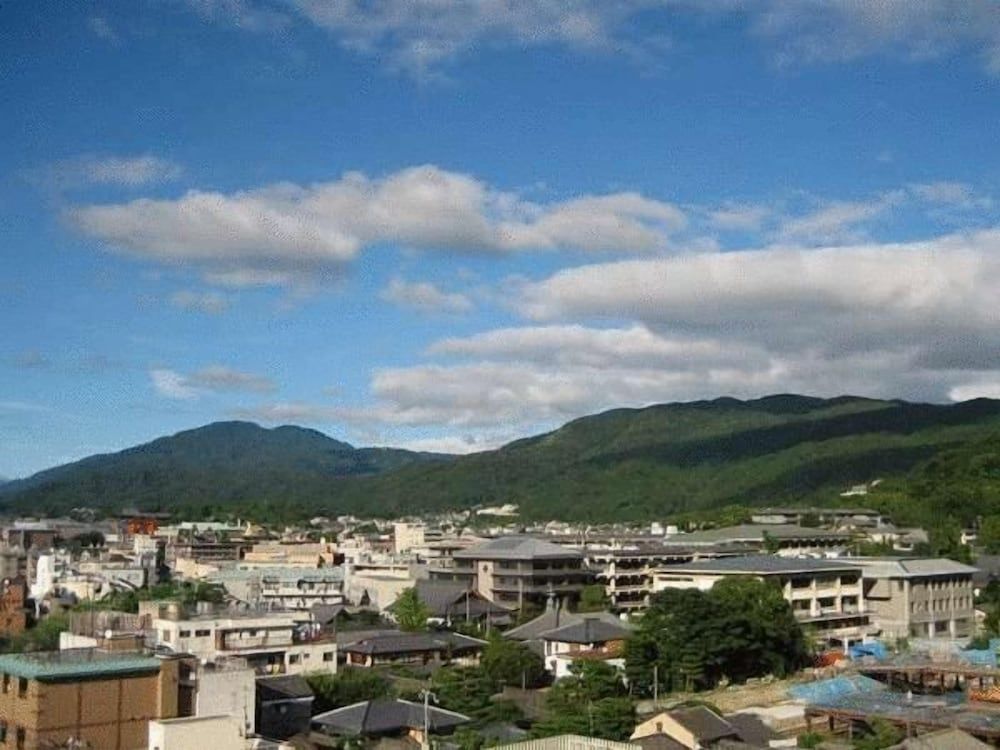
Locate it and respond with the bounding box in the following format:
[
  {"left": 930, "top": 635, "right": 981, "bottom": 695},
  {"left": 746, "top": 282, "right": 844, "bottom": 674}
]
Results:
[{"left": 3, "top": 395, "right": 1000, "bottom": 521}]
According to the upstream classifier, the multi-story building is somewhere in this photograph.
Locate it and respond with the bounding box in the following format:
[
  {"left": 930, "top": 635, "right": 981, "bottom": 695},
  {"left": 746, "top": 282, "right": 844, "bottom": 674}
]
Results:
[
  {"left": 143, "top": 602, "right": 337, "bottom": 677},
  {"left": 0, "top": 577, "right": 28, "bottom": 640},
  {"left": 0, "top": 648, "right": 180, "bottom": 750},
  {"left": 652, "top": 555, "right": 875, "bottom": 647},
  {"left": 849, "top": 557, "right": 977, "bottom": 640},
  {"left": 663, "top": 524, "right": 853, "bottom": 556},
  {"left": 431, "top": 536, "right": 593, "bottom": 608},
  {"left": 750, "top": 507, "right": 886, "bottom": 527},
  {"left": 393, "top": 522, "right": 426, "bottom": 554},
  {"left": 209, "top": 567, "right": 345, "bottom": 610}
]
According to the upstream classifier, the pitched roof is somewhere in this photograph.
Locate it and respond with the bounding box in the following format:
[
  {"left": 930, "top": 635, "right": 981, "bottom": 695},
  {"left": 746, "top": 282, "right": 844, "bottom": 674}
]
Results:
[
  {"left": 890, "top": 728, "right": 991, "bottom": 750},
  {"left": 312, "top": 698, "right": 470, "bottom": 736},
  {"left": 539, "top": 617, "right": 632, "bottom": 644},
  {"left": 391, "top": 580, "right": 510, "bottom": 618},
  {"left": 666, "top": 524, "right": 850, "bottom": 544},
  {"left": 724, "top": 713, "right": 778, "bottom": 747},
  {"left": 631, "top": 735, "right": 687, "bottom": 750},
  {"left": 668, "top": 707, "right": 739, "bottom": 742},
  {"left": 504, "top": 609, "right": 627, "bottom": 641},
  {"left": 257, "top": 674, "right": 315, "bottom": 701},
  {"left": 655, "top": 555, "right": 859, "bottom": 576},
  {"left": 452, "top": 536, "right": 582, "bottom": 561},
  {"left": 341, "top": 631, "right": 486, "bottom": 656}
]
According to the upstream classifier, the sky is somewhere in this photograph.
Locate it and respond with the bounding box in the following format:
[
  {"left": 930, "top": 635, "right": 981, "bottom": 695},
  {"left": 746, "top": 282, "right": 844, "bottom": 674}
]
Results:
[{"left": 3, "top": 1, "right": 1000, "bottom": 478}]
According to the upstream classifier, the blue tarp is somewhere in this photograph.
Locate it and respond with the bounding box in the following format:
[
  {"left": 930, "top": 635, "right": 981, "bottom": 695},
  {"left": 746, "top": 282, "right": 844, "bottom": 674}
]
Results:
[
  {"left": 849, "top": 642, "right": 889, "bottom": 661},
  {"left": 788, "top": 674, "right": 887, "bottom": 704}
]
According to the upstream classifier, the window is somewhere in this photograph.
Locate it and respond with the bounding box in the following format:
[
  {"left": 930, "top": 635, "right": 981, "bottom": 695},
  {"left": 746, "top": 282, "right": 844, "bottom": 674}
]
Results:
[
  {"left": 162, "top": 630, "right": 172, "bottom": 642},
  {"left": 1, "top": 673, "right": 7, "bottom": 693},
  {"left": 195, "top": 629, "right": 210, "bottom": 637},
  {"left": 288, "top": 654, "right": 301, "bottom": 665},
  {"left": 17, "top": 679, "right": 27, "bottom": 698},
  {"left": 323, "top": 651, "right": 334, "bottom": 662},
  {"left": 14, "top": 727, "right": 24, "bottom": 750},
  {"left": 0, "top": 719, "right": 7, "bottom": 742},
  {"left": 179, "top": 630, "right": 191, "bottom": 638}
]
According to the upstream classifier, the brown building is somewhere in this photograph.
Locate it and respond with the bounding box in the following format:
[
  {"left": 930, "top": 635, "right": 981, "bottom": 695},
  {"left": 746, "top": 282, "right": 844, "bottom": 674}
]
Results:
[
  {"left": 0, "top": 578, "right": 27, "bottom": 640},
  {"left": 0, "top": 648, "right": 179, "bottom": 750}
]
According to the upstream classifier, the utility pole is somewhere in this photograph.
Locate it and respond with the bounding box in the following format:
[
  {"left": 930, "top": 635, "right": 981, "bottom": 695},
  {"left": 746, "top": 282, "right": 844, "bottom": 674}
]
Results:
[
  {"left": 653, "top": 664, "right": 659, "bottom": 704},
  {"left": 420, "top": 689, "right": 439, "bottom": 750}
]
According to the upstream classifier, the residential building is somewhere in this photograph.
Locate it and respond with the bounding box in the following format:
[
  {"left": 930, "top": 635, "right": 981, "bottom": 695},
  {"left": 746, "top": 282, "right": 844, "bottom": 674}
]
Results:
[
  {"left": 849, "top": 557, "right": 977, "bottom": 639},
  {"left": 210, "top": 567, "right": 345, "bottom": 610},
  {"left": 144, "top": 602, "right": 337, "bottom": 676},
  {"left": 538, "top": 616, "right": 632, "bottom": 678},
  {"left": 340, "top": 630, "right": 486, "bottom": 668},
  {"left": 147, "top": 714, "right": 244, "bottom": 750},
  {"left": 0, "top": 577, "right": 28, "bottom": 640},
  {"left": 631, "top": 706, "right": 776, "bottom": 750},
  {"left": 393, "top": 522, "right": 426, "bottom": 554},
  {"left": 750, "top": 507, "right": 885, "bottom": 527},
  {"left": 176, "top": 657, "right": 256, "bottom": 734},
  {"left": 653, "top": 555, "right": 875, "bottom": 647},
  {"left": 311, "top": 698, "right": 470, "bottom": 745},
  {"left": 431, "top": 536, "right": 592, "bottom": 608},
  {"left": 0, "top": 648, "right": 180, "bottom": 750},
  {"left": 255, "top": 675, "right": 314, "bottom": 741},
  {"left": 386, "top": 579, "right": 511, "bottom": 627}
]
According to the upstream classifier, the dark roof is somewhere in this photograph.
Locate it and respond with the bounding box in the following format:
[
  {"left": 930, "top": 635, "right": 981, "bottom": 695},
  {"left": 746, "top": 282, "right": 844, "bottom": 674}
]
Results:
[
  {"left": 656, "top": 555, "right": 860, "bottom": 576},
  {"left": 540, "top": 617, "right": 632, "bottom": 644},
  {"left": 312, "top": 699, "right": 471, "bottom": 736},
  {"left": 632, "top": 735, "right": 687, "bottom": 750},
  {"left": 669, "top": 707, "right": 739, "bottom": 742},
  {"left": 391, "top": 580, "right": 510, "bottom": 618},
  {"left": 452, "top": 536, "right": 582, "bottom": 561},
  {"left": 311, "top": 603, "right": 349, "bottom": 625},
  {"left": 505, "top": 608, "right": 627, "bottom": 641},
  {"left": 257, "top": 674, "right": 315, "bottom": 701},
  {"left": 725, "top": 713, "right": 778, "bottom": 747},
  {"left": 341, "top": 631, "right": 486, "bottom": 656}
]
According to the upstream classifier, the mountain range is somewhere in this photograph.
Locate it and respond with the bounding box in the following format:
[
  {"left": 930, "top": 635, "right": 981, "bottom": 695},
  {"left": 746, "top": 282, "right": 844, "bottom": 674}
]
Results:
[{"left": 3, "top": 394, "right": 1000, "bottom": 521}]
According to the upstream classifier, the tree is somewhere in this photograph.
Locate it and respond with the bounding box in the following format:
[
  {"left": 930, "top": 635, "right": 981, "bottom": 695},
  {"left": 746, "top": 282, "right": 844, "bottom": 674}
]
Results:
[
  {"left": 624, "top": 578, "right": 811, "bottom": 697},
  {"left": 533, "top": 662, "right": 634, "bottom": 741},
  {"left": 480, "top": 633, "right": 546, "bottom": 689},
  {"left": 980, "top": 515, "right": 1000, "bottom": 554},
  {"left": 853, "top": 718, "right": 903, "bottom": 750},
  {"left": 577, "top": 584, "right": 610, "bottom": 613},
  {"left": 306, "top": 668, "right": 394, "bottom": 713},
  {"left": 430, "top": 666, "right": 497, "bottom": 722},
  {"left": 393, "top": 587, "right": 431, "bottom": 632}
]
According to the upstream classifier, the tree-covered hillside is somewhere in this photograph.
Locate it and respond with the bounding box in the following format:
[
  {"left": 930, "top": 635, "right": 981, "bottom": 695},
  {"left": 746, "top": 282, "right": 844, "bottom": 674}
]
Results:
[{"left": 4, "top": 395, "right": 1000, "bottom": 521}]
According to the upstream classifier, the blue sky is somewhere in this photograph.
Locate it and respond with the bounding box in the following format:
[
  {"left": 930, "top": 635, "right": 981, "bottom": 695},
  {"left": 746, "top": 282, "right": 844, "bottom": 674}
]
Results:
[{"left": 3, "top": 1, "right": 1000, "bottom": 477}]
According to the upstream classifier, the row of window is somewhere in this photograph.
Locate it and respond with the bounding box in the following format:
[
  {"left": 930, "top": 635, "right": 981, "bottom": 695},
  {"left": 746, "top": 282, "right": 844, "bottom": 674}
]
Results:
[
  {"left": 0, "top": 721, "right": 26, "bottom": 749},
  {"left": 910, "top": 596, "right": 973, "bottom": 613},
  {"left": 0, "top": 674, "right": 28, "bottom": 697}
]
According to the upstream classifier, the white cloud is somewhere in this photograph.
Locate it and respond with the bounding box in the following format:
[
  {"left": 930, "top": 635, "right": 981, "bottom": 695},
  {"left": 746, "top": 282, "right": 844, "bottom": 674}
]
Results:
[
  {"left": 708, "top": 203, "right": 771, "bottom": 232},
  {"left": 88, "top": 17, "right": 119, "bottom": 42},
  {"left": 169, "top": 290, "right": 231, "bottom": 314},
  {"left": 150, "top": 365, "right": 275, "bottom": 400},
  {"left": 37, "top": 155, "right": 182, "bottom": 190},
  {"left": 909, "top": 181, "right": 993, "bottom": 210},
  {"left": 948, "top": 381, "right": 1000, "bottom": 402},
  {"left": 189, "top": 1, "right": 1000, "bottom": 77},
  {"left": 775, "top": 192, "right": 904, "bottom": 244},
  {"left": 381, "top": 278, "right": 473, "bottom": 314},
  {"left": 70, "top": 165, "right": 685, "bottom": 286}
]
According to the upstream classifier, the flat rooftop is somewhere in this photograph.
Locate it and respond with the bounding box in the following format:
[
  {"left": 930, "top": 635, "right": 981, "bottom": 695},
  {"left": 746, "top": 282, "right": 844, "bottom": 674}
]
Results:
[
  {"left": 656, "top": 554, "right": 861, "bottom": 576},
  {"left": 0, "top": 648, "right": 161, "bottom": 681}
]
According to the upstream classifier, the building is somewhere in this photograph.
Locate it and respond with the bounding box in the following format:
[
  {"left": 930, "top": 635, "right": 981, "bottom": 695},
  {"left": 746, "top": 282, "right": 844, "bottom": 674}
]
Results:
[
  {"left": 849, "top": 557, "right": 977, "bottom": 639},
  {"left": 0, "top": 577, "right": 28, "bottom": 640},
  {"left": 0, "top": 648, "right": 180, "bottom": 750},
  {"left": 311, "top": 698, "right": 470, "bottom": 745},
  {"left": 147, "top": 714, "right": 245, "bottom": 750},
  {"left": 432, "top": 536, "right": 592, "bottom": 608},
  {"left": 750, "top": 507, "right": 885, "bottom": 527},
  {"left": 663, "top": 524, "right": 853, "bottom": 556},
  {"left": 210, "top": 567, "right": 345, "bottom": 610},
  {"left": 255, "top": 675, "right": 314, "bottom": 741},
  {"left": 386, "top": 579, "right": 511, "bottom": 627},
  {"left": 176, "top": 657, "right": 256, "bottom": 734},
  {"left": 340, "top": 630, "right": 486, "bottom": 668},
  {"left": 538, "top": 616, "right": 632, "bottom": 678},
  {"left": 653, "top": 555, "right": 875, "bottom": 647},
  {"left": 630, "top": 706, "right": 776, "bottom": 750},
  {"left": 393, "top": 522, "right": 426, "bottom": 554},
  {"left": 145, "top": 602, "right": 337, "bottom": 676}
]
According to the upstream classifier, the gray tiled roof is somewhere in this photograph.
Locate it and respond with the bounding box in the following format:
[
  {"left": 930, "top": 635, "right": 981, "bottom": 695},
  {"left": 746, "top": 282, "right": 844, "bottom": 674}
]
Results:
[
  {"left": 452, "top": 536, "right": 582, "bottom": 561},
  {"left": 848, "top": 557, "right": 978, "bottom": 578},
  {"left": 655, "top": 555, "right": 860, "bottom": 576},
  {"left": 313, "top": 698, "right": 471, "bottom": 736},
  {"left": 257, "top": 674, "right": 315, "bottom": 700},
  {"left": 390, "top": 580, "right": 510, "bottom": 618},
  {"left": 504, "top": 609, "right": 627, "bottom": 641},
  {"left": 668, "top": 707, "right": 738, "bottom": 742},
  {"left": 341, "top": 630, "right": 486, "bottom": 656},
  {"left": 539, "top": 617, "right": 632, "bottom": 644}
]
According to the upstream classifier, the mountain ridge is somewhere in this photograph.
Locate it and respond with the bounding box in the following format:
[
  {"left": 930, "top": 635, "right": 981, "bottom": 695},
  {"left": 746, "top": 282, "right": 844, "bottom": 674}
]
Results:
[{"left": 4, "top": 394, "right": 1000, "bottom": 521}]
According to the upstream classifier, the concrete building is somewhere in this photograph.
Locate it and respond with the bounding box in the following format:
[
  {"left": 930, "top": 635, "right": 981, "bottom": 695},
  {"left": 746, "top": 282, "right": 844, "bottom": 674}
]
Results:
[
  {"left": 432, "top": 536, "right": 592, "bottom": 608},
  {"left": 663, "top": 524, "right": 853, "bottom": 556},
  {"left": 393, "top": 522, "right": 426, "bottom": 554},
  {"left": 210, "top": 567, "right": 345, "bottom": 610},
  {"left": 144, "top": 603, "right": 337, "bottom": 677},
  {"left": 147, "top": 714, "right": 244, "bottom": 750},
  {"left": 849, "top": 557, "right": 977, "bottom": 640},
  {"left": 653, "top": 555, "right": 875, "bottom": 647},
  {"left": 750, "top": 507, "right": 885, "bottom": 527},
  {"left": 0, "top": 577, "right": 28, "bottom": 640},
  {"left": 0, "top": 648, "right": 180, "bottom": 750}
]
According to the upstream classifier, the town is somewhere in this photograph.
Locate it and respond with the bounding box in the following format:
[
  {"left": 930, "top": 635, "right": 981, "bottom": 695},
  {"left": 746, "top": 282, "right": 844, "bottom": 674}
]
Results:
[{"left": 0, "top": 502, "right": 997, "bottom": 750}]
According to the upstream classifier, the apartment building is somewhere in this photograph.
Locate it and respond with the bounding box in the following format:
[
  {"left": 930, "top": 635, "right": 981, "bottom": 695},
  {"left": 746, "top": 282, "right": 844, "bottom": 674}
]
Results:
[
  {"left": 750, "top": 507, "right": 885, "bottom": 527},
  {"left": 393, "top": 522, "right": 426, "bottom": 554},
  {"left": 209, "top": 567, "right": 345, "bottom": 610},
  {"left": 849, "top": 557, "right": 977, "bottom": 640},
  {"left": 0, "top": 648, "right": 179, "bottom": 750},
  {"left": 431, "top": 536, "right": 592, "bottom": 608},
  {"left": 653, "top": 555, "right": 875, "bottom": 646},
  {"left": 663, "top": 524, "right": 853, "bottom": 556},
  {"left": 144, "top": 602, "right": 337, "bottom": 677}
]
